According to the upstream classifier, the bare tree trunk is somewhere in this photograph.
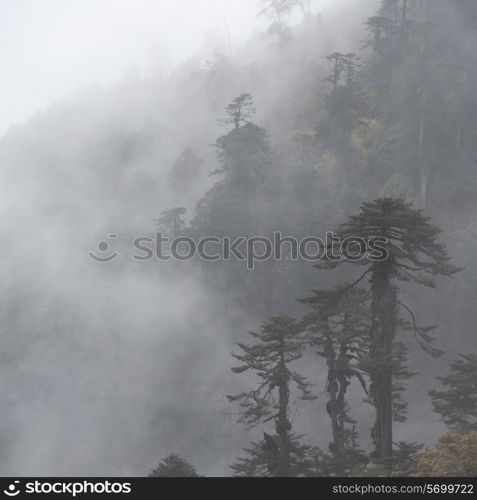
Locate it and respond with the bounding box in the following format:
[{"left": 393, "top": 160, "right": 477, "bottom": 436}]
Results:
[
  {"left": 323, "top": 318, "right": 352, "bottom": 476},
  {"left": 337, "top": 337, "right": 351, "bottom": 449},
  {"left": 324, "top": 332, "right": 342, "bottom": 456},
  {"left": 276, "top": 336, "right": 292, "bottom": 476}
]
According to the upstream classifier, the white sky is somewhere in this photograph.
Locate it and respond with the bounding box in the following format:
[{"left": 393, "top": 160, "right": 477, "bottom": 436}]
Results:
[
  {"left": 0, "top": 0, "right": 261, "bottom": 136},
  {"left": 0, "top": 0, "right": 334, "bottom": 136}
]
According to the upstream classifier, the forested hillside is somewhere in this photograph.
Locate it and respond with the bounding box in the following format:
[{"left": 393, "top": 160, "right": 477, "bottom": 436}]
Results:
[{"left": 0, "top": 0, "right": 476, "bottom": 476}]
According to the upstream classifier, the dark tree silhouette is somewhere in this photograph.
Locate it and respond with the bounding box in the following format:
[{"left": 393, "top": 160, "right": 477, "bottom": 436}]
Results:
[
  {"left": 429, "top": 353, "right": 477, "bottom": 434},
  {"left": 149, "top": 454, "right": 200, "bottom": 477},
  {"left": 321, "top": 198, "right": 459, "bottom": 469},
  {"left": 228, "top": 316, "right": 315, "bottom": 476}
]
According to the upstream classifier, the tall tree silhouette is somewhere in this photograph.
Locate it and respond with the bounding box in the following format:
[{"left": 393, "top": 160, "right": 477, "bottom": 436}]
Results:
[
  {"left": 300, "top": 285, "right": 369, "bottom": 475},
  {"left": 228, "top": 316, "right": 314, "bottom": 476},
  {"left": 321, "top": 198, "right": 459, "bottom": 469},
  {"left": 429, "top": 353, "right": 477, "bottom": 434}
]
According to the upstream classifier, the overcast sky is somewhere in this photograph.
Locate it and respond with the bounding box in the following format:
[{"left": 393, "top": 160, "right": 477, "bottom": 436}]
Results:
[
  {"left": 0, "top": 0, "right": 338, "bottom": 137},
  {"left": 0, "top": 0, "right": 259, "bottom": 136}
]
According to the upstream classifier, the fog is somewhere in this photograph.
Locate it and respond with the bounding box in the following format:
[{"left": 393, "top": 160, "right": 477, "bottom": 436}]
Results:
[
  {"left": 1, "top": 0, "right": 475, "bottom": 478},
  {"left": 0, "top": 0, "right": 264, "bottom": 136}
]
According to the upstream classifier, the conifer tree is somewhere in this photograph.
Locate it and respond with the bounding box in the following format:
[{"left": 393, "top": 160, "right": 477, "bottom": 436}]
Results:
[
  {"left": 191, "top": 94, "right": 280, "bottom": 316},
  {"left": 219, "top": 93, "right": 256, "bottom": 130},
  {"left": 193, "top": 94, "right": 271, "bottom": 236},
  {"left": 228, "top": 316, "right": 314, "bottom": 476},
  {"left": 325, "top": 53, "right": 361, "bottom": 88},
  {"left": 300, "top": 285, "right": 369, "bottom": 475},
  {"left": 429, "top": 353, "right": 477, "bottom": 434},
  {"left": 363, "top": 16, "right": 396, "bottom": 55},
  {"left": 392, "top": 441, "right": 423, "bottom": 476},
  {"left": 321, "top": 197, "right": 459, "bottom": 468},
  {"left": 149, "top": 454, "right": 200, "bottom": 477},
  {"left": 155, "top": 207, "right": 187, "bottom": 237},
  {"left": 320, "top": 51, "right": 368, "bottom": 192}
]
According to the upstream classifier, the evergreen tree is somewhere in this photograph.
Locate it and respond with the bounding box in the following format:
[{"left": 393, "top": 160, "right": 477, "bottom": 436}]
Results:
[
  {"left": 322, "top": 52, "right": 365, "bottom": 147},
  {"left": 361, "top": 0, "right": 477, "bottom": 208},
  {"left": 193, "top": 94, "right": 272, "bottom": 236},
  {"left": 190, "top": 95, "right": 280, "bottom": 315},
  {"left": 155, "top": 207, "right": 187, "bottom": 237},
  {"left": 300, "top": 285, "right": 369, "bottom": 475},
  {"left": 320, "top": 51, "right": 369, "bottom": 199},
  {"left": 149, "top": 454, "right": 200, "bottom": 477},
  {"left": 219, "top": 93, "right": 256, "bottom": 130},
  {"left": 392, "top": 441, "right": 423, "bottom": 477},
  {"left": 324, "top": 53, "right": 361, "bottom": 89},
  {"left": 228, "top": 316, "right": 315, "bottom": 476},
  {"left": 212, "top": 122, "right": 271, "bottom": 192},
  {"left": 429, "top": 353, "right": 477, "bottom": 434},
  {"left": 363, "top": 16, "right": 396, "bottom": 56},
  {"left": 322, "top": 197, "right": 459, "bottom": 468}
]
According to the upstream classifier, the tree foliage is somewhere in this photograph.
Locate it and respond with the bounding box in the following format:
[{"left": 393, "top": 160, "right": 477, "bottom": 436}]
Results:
[
  {"left": 300, "top": 285, "right": 369, "bottom": 475},
  {"left": 321, "top": 197, "right": 459, "bottom": 468},
  {"left": 429, "top": 353, "right": 477, "bottom": 434},
  {"left": 228, "top": 316, "right": 315, "bottom": 476},
  {"left": 149, "top": 454, "right": 200, "bottom": 477},
  {"left": 414, "top": 433, "right": 477, "bottom": 477}
]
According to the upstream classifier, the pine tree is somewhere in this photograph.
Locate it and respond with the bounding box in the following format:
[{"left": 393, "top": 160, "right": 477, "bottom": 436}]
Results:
[
  {"left": 300, "top": 285, "right": 369, "bottom": 475},
  {"left": 212, "top": 121, "right": 271, "bottom": 191},
  {"left": 363, "top": 16, "right": 396, "bottom": 55},
  {"left": 320, "top": 52, "right": 368, "bottom": 194},
  {"left": 324, "top": 53, "right": 361, "bottom": 89},
  {"left": 228, "top": 316, "right": 315, "bottom": 476},
  {"left": 155, "top": 207, "right": 187, "bottom": 237},
  {"left": 190, "top": 95, "right": 280, "bottom": 316},
  {"left": 322, "top": 197, "right": 459, "bottom": 469},
  {"left": 392, "top": 441, "right": 423, "bottom": 477},
  {"left": 219, "top": 93, "right": 256, "bottom": 130},
  {"left": 316, "top": 425, "right": 368, "bottom": 477},
  {"left": 429, "top": 353, "right": 477, "bottom": 434},
  {"left": 149, "top": 454, "right": 200, "bottom": 477},
  {"left": 193, "top": 94, "right": 271, "bottom": 236},
  {"left": 212, "top": 93, "right": 269, "bottom": 193}
]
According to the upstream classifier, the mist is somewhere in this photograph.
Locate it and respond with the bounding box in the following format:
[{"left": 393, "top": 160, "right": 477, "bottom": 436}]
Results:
[{"left": 1, "top": 0, "right": 476, "bottom": 478}]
